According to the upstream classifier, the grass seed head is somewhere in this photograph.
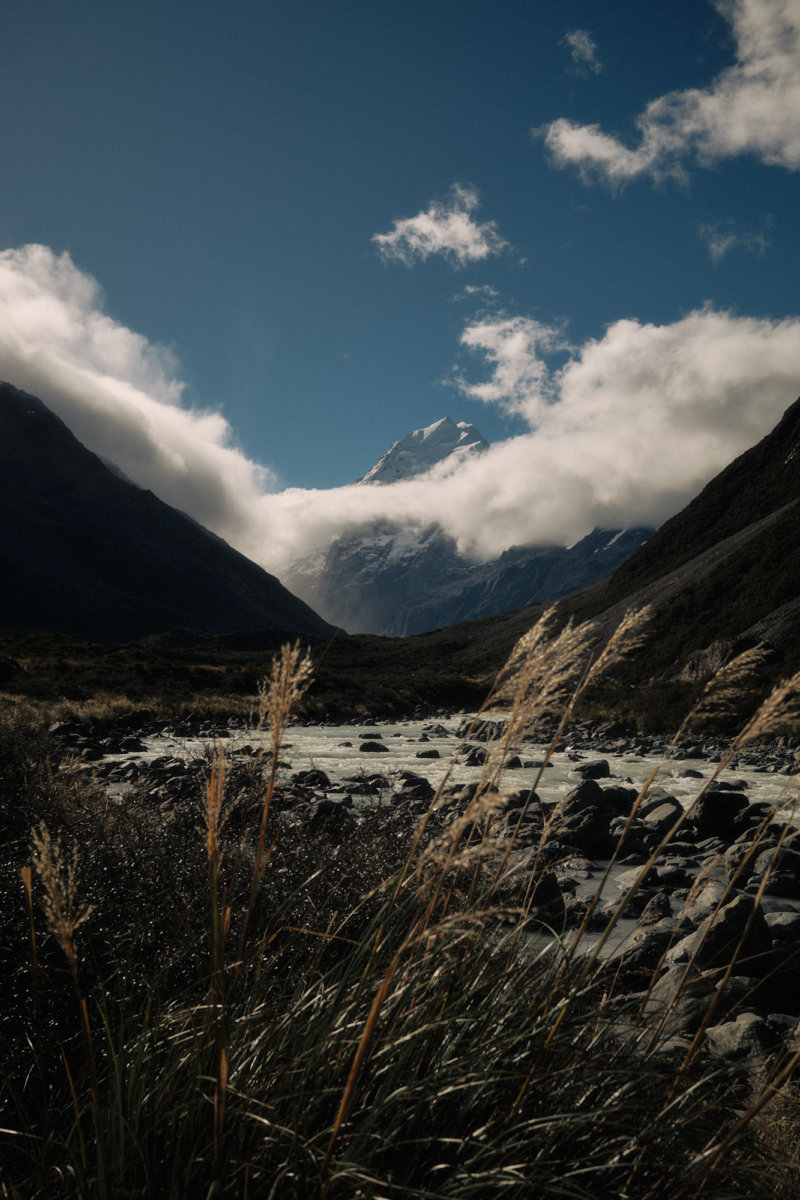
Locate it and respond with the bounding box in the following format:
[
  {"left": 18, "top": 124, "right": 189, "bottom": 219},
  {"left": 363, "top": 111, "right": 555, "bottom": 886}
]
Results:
[
  {"left": 489, "top": 610, "right": 597, "bottom": 739},
  {"left": 583, "top": 605, "right": 652, "bottom": 689},
  {"left": 257, "top": 642, "right": 314, "bottom": 754},
  {"left": 30, "top": 822, "right": 93, "bottom": 969},
  {"left": 682, "top": 644, "right": 772, "bottom": 733},
  {"left": 202, "top": 748, "right": 233, "bottom": 866}
]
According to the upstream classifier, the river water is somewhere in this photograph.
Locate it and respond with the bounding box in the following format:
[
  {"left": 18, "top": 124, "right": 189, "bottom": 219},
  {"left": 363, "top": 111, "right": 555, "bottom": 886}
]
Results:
[
  {"left": 95, "top": 714, "right": 799, "bottom": 956},
  {"left": 127, "top": 714, "right": 799, "bottom": 815}
]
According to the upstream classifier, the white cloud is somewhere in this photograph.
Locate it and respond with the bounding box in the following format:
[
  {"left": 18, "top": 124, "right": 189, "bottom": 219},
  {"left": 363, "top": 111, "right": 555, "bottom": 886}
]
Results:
[
  {"left": 455, "top": 316, "right": 569, "bottom": 423},
  {"left": 2, "top": 245, "right": 799, "bottom": 598},
  {"left": 562, "top": 29, "right": 602, "bottom": 76},
  {"left": 698, "top": 216, "right": 771, "bottom": 261},
  {"left": 540, "top": 0, "right": 800, "bottom": 184},
  {"left": 265, "top": 306, "right": 800, "bottom": 579},
  {"left": 372, "top": 184, "right": 509, "bottom": 267},
  {"left": 0, "top": 245, "right": 274, "bottom": 559},
  {"left": 442, "top": 306, "right": 800, "bottom": 551}
]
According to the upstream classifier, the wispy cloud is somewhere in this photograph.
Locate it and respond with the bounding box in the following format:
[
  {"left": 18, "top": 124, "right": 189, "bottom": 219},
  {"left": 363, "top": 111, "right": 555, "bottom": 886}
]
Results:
[
  {"left": 455, "top": 316, "right": 569, "bottom": 422},
  {"left": 562, "top": 29, "right": 602, "bottom": 76},
  {"left": 372, "top": 184, "right": 509, "bottom": 267},
  {"left": 451, "top": 283, "right": 501, "bottom": 303},
  {"left": 1, "top": 245, "right": 799, "bottom": 586},
  {"left": 698, "top": 216, "right": 771, "bottom": 262},
  {"left": 539, "top": 0, "right": 800, "bottom": 185}
]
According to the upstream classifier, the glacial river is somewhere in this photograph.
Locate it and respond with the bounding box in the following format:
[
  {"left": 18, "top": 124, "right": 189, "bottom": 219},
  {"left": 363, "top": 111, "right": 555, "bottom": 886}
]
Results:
[{"left": 129, "top": 714, "right": 800, "bottom": 816}]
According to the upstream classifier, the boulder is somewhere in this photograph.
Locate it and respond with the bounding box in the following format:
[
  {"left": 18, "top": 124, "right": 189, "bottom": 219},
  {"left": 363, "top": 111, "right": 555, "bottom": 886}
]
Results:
[
  {"left": 639, "top": 789, "right": 679, "bottom": 818},
  {"left": 573, "top": 759, "right": 611, "bottom": 780},
  {"left": 292, "top": 768, "right": 332, "bottom": 789},
  {"left": 493, "top": 855, "right": 566, "bottom": 926},
  {"left": 691, "top": 791, "right": 749, "bottom": 842},
  {"left": 544, "top": 779, "right": 619, "bottom": 856},
  {"left": 764, "top": 911, "right": 800, "bottom": 943},
  {"left": 640, "top": 798, "right": 684, "bottom": 842},
  {"left": 638, "top": 892, "right": 673, "bottom": 927},
  {"left": 607, "top": 926, "right": 677, "bottom": 977},
  {"left": 601, "top": 785, "right": 638, "bottom": 814},
  {"left": 393, "top": 770, "right": 435, "bottom": 804},
  {"left": 705, "top": 1013, "right": 773, "bottom": 1060},
  {"left": 642, "top": 964, "right": 716, "bottom": 1036},
  {"left": 666, "top": 895, "right": 772, "bottom": 976},
  {"left": 464, "top": 745, "right": 487, "bottom": 767}
]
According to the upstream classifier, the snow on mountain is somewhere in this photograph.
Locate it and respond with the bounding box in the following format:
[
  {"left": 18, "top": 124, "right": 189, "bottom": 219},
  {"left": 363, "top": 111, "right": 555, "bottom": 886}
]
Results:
[
  {"left": 286, "top": 417, "right": 653, "bottom": 635},
  {"left": 358, "top": 416, "right": 488, "bottom": 484}
]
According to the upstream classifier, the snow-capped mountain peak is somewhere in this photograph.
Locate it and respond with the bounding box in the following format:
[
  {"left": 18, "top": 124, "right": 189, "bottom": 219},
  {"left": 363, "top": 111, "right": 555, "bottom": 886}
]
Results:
[{"left": 358, "top": 415, "right": 488, "bottom": 485}]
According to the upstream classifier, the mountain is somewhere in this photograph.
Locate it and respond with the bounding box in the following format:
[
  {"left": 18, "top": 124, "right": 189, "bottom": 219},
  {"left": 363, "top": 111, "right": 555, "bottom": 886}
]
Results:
[
  {"left": 290, "top": 520, "right": 652, "bottom": 636},
  {"left": 305, "top": 392, "right": 800, "bottom": 723},
  {"left": 288, "top": 416, "right": 653, "bottom": 635},
  {"left": 7, "top": 394, "right": 800, "bottom": 728},
  {"left": 0, "top": 383, "right": 336, "bottom": 642},
  {"left": 358, "top": 416, "right": 488, "bottom": 483}
]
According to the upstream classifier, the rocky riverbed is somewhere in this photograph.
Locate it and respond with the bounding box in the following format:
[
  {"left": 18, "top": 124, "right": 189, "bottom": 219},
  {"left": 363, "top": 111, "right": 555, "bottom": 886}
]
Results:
[{"left": 50, "top": 709, "right": 800, "bottom": 1064}]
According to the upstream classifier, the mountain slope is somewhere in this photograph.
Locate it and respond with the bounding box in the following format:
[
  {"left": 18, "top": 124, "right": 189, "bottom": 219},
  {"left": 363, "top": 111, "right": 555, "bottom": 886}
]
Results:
[
  {"left": 600, "top": 396, "right": 800, "bottom": 606},
  {"left": 0, "top": 383, "right": 336, "bottom": 642}
]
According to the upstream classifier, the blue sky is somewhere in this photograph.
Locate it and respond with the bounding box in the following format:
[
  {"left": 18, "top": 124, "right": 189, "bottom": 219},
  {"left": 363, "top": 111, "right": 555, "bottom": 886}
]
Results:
[{"left": 1, "top": 0, "right": 799, "bottom": 575}]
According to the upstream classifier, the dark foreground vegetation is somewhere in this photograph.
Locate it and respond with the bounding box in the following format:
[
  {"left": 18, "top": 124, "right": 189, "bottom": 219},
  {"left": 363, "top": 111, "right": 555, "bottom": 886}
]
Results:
[
  {"left": 4, "top": 614, "right": 800, "bottom": 1198},
  {"left": 0, "top": 613, "right": 750, "bottom": 734},
  {"left": 0, "top": 619, "right": 512, "bottom": 726}
]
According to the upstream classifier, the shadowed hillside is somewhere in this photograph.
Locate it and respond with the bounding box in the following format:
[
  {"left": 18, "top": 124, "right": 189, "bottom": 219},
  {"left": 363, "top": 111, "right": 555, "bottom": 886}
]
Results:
[{"left": 0, "top": 383, "right": 335, "bottom": 642}]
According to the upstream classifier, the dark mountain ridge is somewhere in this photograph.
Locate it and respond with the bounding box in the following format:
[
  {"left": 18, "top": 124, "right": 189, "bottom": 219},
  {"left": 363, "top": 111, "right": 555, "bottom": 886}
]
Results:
[
  {"left": 602, "top": 397, "right": 800, "bottom": 605},
  {"left": 0, "top": 383, "right": 335, "bottom": 642}
]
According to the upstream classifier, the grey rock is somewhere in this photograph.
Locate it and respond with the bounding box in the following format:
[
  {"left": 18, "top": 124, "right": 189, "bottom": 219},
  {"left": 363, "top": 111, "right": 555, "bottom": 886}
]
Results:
[
  {"left": 359, "top": 740, "right": 389, "bottom": 753},
  {"left": 573, "top": 759, "right": 611, "bottom": 780},
  {"left": 705, "top": 1013, "right": 773, "bottom": 1060},
  {"left": 666, "top": 895, "right": 772, "bottom": 976},
  {"left": 544, "top": 779, "right": 619, "bottom": 856},
  {"left": 764, "top": 911, "right": 800, "bottom": 942},
  {"left": 638, "top": 892, "right": 673, "bottom": 926},
  {"left": 641, "top": 798, "right": 684, "bottom": 840},
  {"left": 643, "top": 964, "right": 716, "bottom": 1035},
  {"left": 692, "top": 791, "right": 749, "bottom": 842},
  {"left": 609, "top": 926, "right": 677, "bottom": 975}
]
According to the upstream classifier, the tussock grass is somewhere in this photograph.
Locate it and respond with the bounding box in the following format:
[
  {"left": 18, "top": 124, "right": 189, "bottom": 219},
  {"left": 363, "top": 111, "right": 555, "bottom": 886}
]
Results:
[{"left": 2, "top": 621, "right": 800, "bottom": 1198}]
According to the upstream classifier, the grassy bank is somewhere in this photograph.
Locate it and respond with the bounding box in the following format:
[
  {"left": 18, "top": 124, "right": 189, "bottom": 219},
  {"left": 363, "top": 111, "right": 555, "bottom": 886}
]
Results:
[{"left": 3, "top": 617, "right": 800, "bottom": 1197}]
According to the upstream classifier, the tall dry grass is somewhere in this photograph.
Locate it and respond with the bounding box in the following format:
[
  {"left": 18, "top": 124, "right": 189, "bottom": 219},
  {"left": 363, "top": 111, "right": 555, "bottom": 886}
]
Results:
[{"left": 2, "top": 616, "right": 800, "bottom": 1197}]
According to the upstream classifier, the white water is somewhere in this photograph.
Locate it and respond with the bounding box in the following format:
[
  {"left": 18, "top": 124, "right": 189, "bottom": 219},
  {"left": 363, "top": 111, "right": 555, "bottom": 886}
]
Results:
[{"left": 121, "top": 715, "right": 800, "bottom": 815}]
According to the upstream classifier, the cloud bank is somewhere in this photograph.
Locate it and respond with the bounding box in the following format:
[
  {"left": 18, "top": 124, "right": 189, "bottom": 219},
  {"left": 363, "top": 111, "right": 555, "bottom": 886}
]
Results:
[
  {"left": 2, "top": 245, "right": 800, "bottom": 585},
  {"left": 372, "top": 184, "right": 509, "bottom": 266},
  {"left": 541, "top": 0, "right": 800, "bottom": 184}
]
